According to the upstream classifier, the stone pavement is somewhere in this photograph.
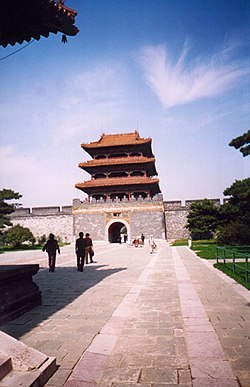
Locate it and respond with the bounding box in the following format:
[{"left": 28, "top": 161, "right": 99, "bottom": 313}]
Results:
[{"left": 0, "top": 242, "right": 249, "bottom": 386}]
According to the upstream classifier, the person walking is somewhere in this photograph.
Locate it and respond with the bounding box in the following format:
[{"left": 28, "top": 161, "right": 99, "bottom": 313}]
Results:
[
  {"left": 141, "top": 233, "right": 145, "bottom": 245},
  {"left": 85, "top": 233, "right": 94, "bottom": 264},
  {"left": 148, "top": 235, "right": 156, "bottom": 254},
  {"left": 75, "top": 232, "right": 86, "bottom": 271},
  {"left": 42, "top": 233, "right": 60, "bottom": 272}
]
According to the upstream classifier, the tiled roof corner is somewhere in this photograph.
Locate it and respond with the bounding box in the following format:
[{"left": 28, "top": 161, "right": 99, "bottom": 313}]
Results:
[{"left": 81, "top": 131, "right": 151, "bottom": 148}]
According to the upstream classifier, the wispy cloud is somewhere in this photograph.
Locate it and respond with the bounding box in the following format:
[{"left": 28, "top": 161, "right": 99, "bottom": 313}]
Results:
[
  {"left": 48, "top": 61, "right": 131, "bottom": 142},
  {"left": 140, "top": 41, "right": 248, "bottom": 109},
  {"left": 73, "top": 63, "right": 124, "bottom": 101}
]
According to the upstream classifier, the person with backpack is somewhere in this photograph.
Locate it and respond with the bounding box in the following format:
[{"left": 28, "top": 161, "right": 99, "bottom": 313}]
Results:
[{"left": 42, "top": 233, "right": 60, "bottom": 272}]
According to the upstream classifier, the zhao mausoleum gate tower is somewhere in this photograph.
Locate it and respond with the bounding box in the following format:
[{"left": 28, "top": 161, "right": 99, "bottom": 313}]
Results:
[{"left": 73, "top": 131, "right": 166, "bottom": 242}]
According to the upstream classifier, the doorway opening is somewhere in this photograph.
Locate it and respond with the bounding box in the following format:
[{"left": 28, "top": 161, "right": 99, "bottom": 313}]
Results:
[{"left": 108, "top": 221, "right": 127, "bottom": 243}]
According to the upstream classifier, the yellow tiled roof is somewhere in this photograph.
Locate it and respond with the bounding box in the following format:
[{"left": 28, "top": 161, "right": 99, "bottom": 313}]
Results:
[
  {"left": 79, "top": 156, "right": 155, "bottom": 168},
  {"left": 81, "top": 131, "right": 151, "bottom": 148},
  {"left": 75, "top": 176, "right": 159, "bottom": 188}
]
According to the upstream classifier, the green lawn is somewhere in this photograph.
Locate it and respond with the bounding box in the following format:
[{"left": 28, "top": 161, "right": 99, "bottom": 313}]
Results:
[
  {"left": 170, "top": 239, "right": 188, "bottom": 246},
  {"left": 0, "top": 244, "right": 42, "bottom": 252},
  {"left": 214, "top": 262, "right": 250, "bottom": 290},
  {"left": 171, "top": 239, "right": 250, "bottom": 289},
  {"left": 0, "top": 242, "right": 69, "bottom": 253},
  {"left": 171, "top": 239, "right": 217, "bottom": 259},
  {"left": 191, "top": 240, "right": 216, "bottom": 259}
]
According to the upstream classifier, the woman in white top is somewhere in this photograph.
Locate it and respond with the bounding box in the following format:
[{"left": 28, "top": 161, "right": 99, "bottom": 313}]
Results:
[{"left": 148, "top": 235, "right": 156, "bottom": 254}]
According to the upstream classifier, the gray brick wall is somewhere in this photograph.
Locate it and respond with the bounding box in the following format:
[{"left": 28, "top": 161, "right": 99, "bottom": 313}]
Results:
[
  {"left": 164, "top": 209, "right": 190, "bottom": 240},
  {"left": 131, "top": 211, "right": 165, "bottom": 239},
  {"left": 73, "top": 213, "right": 105, "bottom": 240},
  {"left": 12, "top": 215, "right": 73, "bottom": 243}
]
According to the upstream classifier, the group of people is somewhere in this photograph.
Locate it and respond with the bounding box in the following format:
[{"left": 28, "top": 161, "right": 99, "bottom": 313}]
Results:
[
  {"left": 131, "top": 234, "right": 157, "bottom": 253},
  {"left": 42, "top": 232, "right": 94, "bottom": 272},
  {"left": 132, "top": 233, "right": 145, "bottom": 247},
  {"left": 75, "top": 232, "right": 94, "bottom": 271},
  {"left": 43, "top": 231, "right": 157, "bottom": 272}
]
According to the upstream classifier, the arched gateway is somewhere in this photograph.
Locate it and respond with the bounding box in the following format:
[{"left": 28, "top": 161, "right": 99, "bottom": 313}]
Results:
[{"left": 106, "top": 219, "right": 130, "bottom": 243}]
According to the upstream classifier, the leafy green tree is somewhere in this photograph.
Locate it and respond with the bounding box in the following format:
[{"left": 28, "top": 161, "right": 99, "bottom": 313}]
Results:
[
  {"left": 186, "top": 199, "right": 220, "bottom": 240},
  {"left": 218, "top": 178, "right": 250, "bottom": 245},
  {"left": 229, "top": 130, "right": 250, "bottom": 157},
  {"left": 0, "top": 189, "right": 22, "bottom": 230},
  {"left": 5, "top": 224, "right": 36, "bottom": 248}
]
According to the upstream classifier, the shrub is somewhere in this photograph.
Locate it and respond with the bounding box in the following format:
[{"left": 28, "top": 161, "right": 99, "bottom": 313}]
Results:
[
  {"left": 217, "top": 222, "right": 250, "bottom": 245},
  {"left": 5, "top": 224, "right": 36, "bottom": 248},
  {"left": 37, "top": 234, "right": 47, "bottom": 245}
]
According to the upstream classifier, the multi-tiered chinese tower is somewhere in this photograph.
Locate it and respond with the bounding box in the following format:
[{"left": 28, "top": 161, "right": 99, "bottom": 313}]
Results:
[
  {"left": 75, "top": 131, "right": 161, "bottom": 202},
  {"left": 73, "top": 131, "right": 165, "bottom": 242}
]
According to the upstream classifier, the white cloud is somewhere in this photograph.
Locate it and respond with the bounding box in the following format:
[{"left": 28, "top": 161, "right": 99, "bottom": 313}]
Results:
[{"left": 140, "top": 42, "right": 248, "bottom": 109}]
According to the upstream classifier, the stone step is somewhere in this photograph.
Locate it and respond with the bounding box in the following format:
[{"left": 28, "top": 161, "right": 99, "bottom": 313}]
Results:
[
  {"left": 0, "top": 354, "right": 12, "bottom": 381},
  {"left": 0, "top": 331, "right": 57, "bottom": 387}
]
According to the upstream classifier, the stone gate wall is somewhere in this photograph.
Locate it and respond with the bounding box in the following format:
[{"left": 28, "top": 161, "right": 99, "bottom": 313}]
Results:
[
  {"left": 73, "top": 198, "right": 165, "bottom": 241},
  {"left": 10, "top": 198, "right": 223, "bottom": 242}
]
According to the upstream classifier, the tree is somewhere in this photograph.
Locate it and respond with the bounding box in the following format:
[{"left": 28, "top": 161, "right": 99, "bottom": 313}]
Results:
[
  {"left": 218, "top": 178, "right": 250, "bottom": 245},
  {"left": 186, "top": 199, "right": 220, "bottom": 240},
  {"left": 229, "top": 130, "right": 250, "bottom": 157},
  {"left": 0, "top": 189, "right": 22, "bottom": 230},
  {"left": 5, "top": 224, "right": 36, "bottom": 248}
]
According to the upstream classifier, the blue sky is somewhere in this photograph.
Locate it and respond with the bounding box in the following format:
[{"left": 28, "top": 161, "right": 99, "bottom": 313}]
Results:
[{"left": 0, "top": 0, "right": 249, "bottom": 207}]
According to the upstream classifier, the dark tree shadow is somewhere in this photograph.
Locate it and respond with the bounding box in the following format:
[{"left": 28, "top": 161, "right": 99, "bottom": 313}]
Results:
[{"left": 0, "top": 264, "right": 127, "bottom": 339}]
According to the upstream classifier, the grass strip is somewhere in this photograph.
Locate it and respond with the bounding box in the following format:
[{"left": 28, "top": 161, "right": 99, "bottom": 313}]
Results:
[
  {"left": 214, "top": 262, "right": 250, "bottom": 290},
  {"left": 171, "top": 239, "right": 250, "bottom": 288}
]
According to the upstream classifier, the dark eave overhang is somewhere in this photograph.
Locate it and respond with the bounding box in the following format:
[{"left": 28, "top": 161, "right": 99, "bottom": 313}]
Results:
[{"left": 0, "top": 0, "right": 79, "bottom": 47}]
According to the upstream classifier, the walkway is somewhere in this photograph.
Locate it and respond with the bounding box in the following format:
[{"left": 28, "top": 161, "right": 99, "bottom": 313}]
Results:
[{"left": 0, "top": 242, "right": 249, "bottom": 386}]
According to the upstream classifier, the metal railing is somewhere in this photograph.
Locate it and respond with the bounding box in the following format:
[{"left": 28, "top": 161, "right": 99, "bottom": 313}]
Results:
[{"left": 216, "top": 246, "right": 250, "bottom": 282}]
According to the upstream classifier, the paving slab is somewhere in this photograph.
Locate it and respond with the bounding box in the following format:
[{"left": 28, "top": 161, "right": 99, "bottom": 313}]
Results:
[{"left": 0, "top": 242, "right": 249, "bottom": 386}]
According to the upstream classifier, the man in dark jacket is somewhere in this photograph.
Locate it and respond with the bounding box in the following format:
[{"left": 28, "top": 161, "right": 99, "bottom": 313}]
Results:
[
  {"left": 42, "top": 233, "right": 60, "bottom": 272},
  {"left": 75, "top": 232, "right": 86, "bottom": 271}
]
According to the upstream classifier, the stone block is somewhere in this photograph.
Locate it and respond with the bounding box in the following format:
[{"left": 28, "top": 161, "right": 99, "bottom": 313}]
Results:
[
  {"left": 0, "top": 265, "right": 41, "bottom": 325},
  {"left": 0, "top": 352, "right": 12, "bottom": 380},
  {"left": 0, "top": 331, "right": 56, "bottom": 386}
]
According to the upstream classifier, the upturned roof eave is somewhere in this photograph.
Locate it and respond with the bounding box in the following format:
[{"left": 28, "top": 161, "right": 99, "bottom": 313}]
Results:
[
  {"left": 75, "top": 177, "right": 160, "bottom": 189},
  {"left": 78, "top": 156, "right": 156, "bottom": 168},
  {"left": 0, "top": 0, "right": 79, "bottom": 48},
  {"left": 81, "top": 140, "right": 151, "bottom": 147},
  {"left": 80, "top": 131, "right": 152, "bottom": 150}
]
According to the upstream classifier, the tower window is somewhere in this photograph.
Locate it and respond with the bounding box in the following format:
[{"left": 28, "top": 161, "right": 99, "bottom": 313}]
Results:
[
  {"left": 95, "top": 155, "right": 106, "bottom": 159},
  {"left": 130, "top": 171, "right": 144, "bottom": 177},
  {"left": 108, "top": 172, "right": 128, "bottom": 178}
]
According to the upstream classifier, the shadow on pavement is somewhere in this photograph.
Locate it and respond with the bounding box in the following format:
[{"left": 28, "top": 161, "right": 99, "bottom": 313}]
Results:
[{"left": 0, "top": 264, "right": 127, "bottom": 339}]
